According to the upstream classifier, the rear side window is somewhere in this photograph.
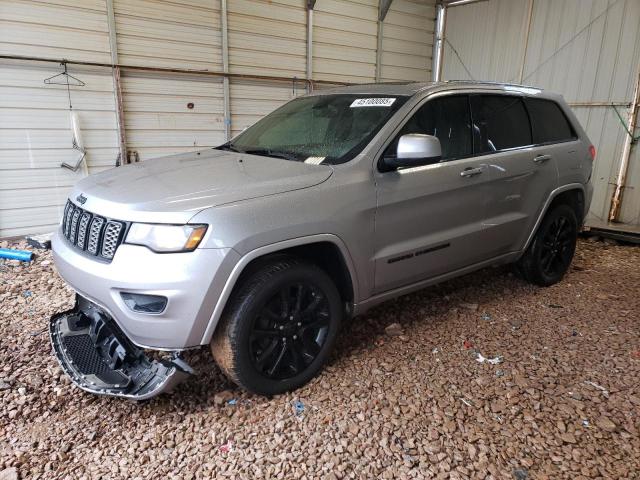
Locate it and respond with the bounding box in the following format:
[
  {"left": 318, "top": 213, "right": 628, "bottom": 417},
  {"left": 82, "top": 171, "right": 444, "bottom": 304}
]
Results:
[
  {"left": 525, "top": 98, "right": 575, "bottom": 144},
  {"left": 470, "top": 95, "right": 532, "bottom": 153}
]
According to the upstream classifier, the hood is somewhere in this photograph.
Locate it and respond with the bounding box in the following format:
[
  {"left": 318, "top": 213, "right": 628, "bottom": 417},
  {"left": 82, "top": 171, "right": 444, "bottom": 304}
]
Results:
[{"left": 71, "top": 150, "right": 333, "bottom": 223}]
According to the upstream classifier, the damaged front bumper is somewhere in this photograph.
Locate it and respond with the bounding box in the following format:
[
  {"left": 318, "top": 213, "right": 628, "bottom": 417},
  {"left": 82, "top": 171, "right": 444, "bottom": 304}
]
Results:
[{"left": 50, "top": 295, "right": 193, "bottom": 400}]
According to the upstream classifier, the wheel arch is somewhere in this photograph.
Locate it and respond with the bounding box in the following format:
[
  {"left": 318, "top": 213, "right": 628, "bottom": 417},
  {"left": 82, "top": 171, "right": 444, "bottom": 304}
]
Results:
[
  {"left": 200, "top": 234, "right": 358, "bottom": 345},
  {"left": 522, "top": 183, "right": 586, "bottom": 253}
]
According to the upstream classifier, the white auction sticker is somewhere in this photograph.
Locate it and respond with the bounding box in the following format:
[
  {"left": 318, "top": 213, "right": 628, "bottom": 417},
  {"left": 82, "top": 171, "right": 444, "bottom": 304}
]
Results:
[
  {"left": 350, "top": 97, "right": 396, "bottom": 108},
  {"left": 304, "top": 156, "right": 326, "bottom": 165}
]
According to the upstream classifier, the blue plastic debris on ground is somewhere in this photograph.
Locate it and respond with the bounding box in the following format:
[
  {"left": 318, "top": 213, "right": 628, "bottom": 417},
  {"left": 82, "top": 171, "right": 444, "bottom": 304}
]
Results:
[
  {"left": 293, "top": 399, "right": 304, "bottom": 416},
  {"left": 0, "top": 248, "right": 33, "bottom": 262}
]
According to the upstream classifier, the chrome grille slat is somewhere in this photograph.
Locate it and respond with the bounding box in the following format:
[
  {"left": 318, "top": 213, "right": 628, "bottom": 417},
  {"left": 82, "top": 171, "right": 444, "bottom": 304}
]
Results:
[
  {"left": 64, "top": 203, "right": 75, "bottom": 237},
  {"left": 76, "top": 212, "right": 92, "bottom": 249},
  {"left": 62, "top": 201, "right": 73, "bottom": 234},
  {"left": 101, "top": 221, "right": 124, "bottom": 259},
  {"left": 87, "top": 217, "right": 105, "bottom": 255},
  {"left": 61, "top": 199, "right": 126, "bottom": 262},
  {"left": 69, "top": 209, "right": 81, "bottom": 244}
]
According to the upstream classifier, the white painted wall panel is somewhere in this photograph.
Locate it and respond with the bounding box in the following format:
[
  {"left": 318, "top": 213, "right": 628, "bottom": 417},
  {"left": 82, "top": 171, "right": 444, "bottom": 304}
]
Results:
[
  {"left": 313, "top": 0, "right": 378, "bottom": 83},
  {"left": 228, "top": 0, "right": 306, "bottom": 77},
  {"left": 0, "top": 0, "right": 117, "bottom": 237},
  {"left": 443, "top": 0, "right": 640, "bottom": 230},
  {"left": 0, "top": 0, "right": 111, "bottom": 62},
  {"left": 0, "top": 67, "right": 118, "bottom": 237},
  {"left": 443, "top": 0, "right": 529, "bottom": 82},
  {"left": 121, "top": 74, "right": 225, "bottom": 160},
  {"left": 113, "top": 0, "right": 222, "bottom": 70},
  {"left": 227, "top": 0, "right": 307, "bottom": 136},
  {"left": 380, "top": 0, "right": 435, "bottom": 82}
]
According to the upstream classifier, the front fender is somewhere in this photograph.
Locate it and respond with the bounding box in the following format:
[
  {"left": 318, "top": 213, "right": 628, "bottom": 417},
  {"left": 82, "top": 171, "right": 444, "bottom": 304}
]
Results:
[{"left": 199, "top": 233, "right": 358, "bottom": 345}]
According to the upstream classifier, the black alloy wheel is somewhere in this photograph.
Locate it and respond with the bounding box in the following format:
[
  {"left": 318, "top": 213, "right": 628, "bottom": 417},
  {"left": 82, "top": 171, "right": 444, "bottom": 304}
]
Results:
[
  {"left": 249, "top": 282, "right": 330, "bottom": 380},
  {"left": 517, "top": 204, "right": 578, "bottom": 286},
  {"left": 211, "top": 258, "right": 342, "bottom": 395},
  {"left": 539, "top": 215, "right": 575, "bottom": 278}
]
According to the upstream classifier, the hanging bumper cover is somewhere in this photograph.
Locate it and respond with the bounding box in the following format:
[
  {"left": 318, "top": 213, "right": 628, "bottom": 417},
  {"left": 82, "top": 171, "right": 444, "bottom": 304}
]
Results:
[{"left": 49, "top": 295, "right": 193, "bottom": 400}]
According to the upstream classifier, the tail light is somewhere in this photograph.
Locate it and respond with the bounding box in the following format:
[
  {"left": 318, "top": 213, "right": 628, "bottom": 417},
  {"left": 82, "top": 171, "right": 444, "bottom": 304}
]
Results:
[{"left": 587, "top": 145, "right": 595, "bottom": 182}]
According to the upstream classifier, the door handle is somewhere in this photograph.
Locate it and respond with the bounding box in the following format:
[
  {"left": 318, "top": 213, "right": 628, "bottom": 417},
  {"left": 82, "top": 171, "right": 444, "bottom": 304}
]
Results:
[
  {"left": 533, "top": 154, "right": 551, "bottom": 164},
  {"left": 460, "top": 167, "right": 483, "bottom": 178}
]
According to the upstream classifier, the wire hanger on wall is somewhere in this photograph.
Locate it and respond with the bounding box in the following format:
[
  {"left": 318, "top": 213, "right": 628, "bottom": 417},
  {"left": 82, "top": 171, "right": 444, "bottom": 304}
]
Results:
[
  {"left": 44, "top": 62, "right": 88, "bottom": 171},
  {"left": 44, "top": 61, "right": 85, "bottom": 110},
  {"left": 44, "top": 62, "right": 85, "bottom": 86}
]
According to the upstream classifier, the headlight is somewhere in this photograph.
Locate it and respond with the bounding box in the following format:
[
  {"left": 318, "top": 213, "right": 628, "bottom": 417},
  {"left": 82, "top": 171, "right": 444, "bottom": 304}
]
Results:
[{"left": 125, "top": 223, "right": 207, "bottom": 252}]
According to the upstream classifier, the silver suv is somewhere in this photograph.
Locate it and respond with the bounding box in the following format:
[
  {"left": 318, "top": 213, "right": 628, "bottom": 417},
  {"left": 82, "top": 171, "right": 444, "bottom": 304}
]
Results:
[{"left": 50, "top": 81, "right": 594, "bottom": 399}]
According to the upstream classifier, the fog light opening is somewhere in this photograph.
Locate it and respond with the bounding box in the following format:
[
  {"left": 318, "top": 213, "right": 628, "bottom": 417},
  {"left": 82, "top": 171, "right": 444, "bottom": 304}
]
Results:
[{"left": 121, "top": 293, "right": 168, "bottom": 314}]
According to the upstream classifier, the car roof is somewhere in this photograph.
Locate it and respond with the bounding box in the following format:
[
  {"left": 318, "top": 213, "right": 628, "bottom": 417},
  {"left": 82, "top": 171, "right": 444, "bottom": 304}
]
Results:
[{"left": 311, "top": 80, "right": 548, "bottom": 98}]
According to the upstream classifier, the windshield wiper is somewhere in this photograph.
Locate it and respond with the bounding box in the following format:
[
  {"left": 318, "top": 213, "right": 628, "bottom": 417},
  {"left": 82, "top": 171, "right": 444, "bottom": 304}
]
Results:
[
  {"left": 242, "top": 148, "right": 300, "bottom": 161},
  {"left": 215, "top": 142, "right": 242, "bottom": 152}
]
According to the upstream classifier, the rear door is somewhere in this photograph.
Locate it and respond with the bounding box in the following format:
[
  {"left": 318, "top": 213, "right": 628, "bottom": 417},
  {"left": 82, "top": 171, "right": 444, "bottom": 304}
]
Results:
[
  {"left": 470, "top": 94, "right": 559, "bottom": 255},
  {"left": 373, "top": 94, "right": 494, "bottom": 293}
]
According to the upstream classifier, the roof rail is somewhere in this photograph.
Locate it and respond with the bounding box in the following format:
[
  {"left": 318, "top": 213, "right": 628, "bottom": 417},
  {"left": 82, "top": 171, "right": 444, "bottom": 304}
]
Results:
[{"left": 443, "top": 79, "right": 542, "bottom": 90}]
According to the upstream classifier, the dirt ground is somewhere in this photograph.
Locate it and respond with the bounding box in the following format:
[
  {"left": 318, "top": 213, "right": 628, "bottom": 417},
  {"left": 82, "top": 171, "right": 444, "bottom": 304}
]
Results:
[{"left": 0, "top": 238, "right": 639, "bottom": 479}]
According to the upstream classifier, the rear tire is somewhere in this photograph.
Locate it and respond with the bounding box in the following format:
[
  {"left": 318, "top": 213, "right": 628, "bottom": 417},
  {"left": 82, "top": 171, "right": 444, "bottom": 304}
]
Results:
[
  {"left": 211, "top": 258, "right": 342, "bottom": 396},
  {"left": 517, "top": 204, "right": 578, "bottom": 286}
]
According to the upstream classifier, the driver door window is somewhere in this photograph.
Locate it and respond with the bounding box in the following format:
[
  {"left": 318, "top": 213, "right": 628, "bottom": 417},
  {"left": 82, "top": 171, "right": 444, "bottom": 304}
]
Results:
[{"left": 384, "top": 95, "right": 472, "bottom": 163}]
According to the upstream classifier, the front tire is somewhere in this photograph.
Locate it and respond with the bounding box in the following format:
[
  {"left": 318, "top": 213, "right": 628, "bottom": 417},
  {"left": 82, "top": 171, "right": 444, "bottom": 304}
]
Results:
[
  {"left": 517, "top": 204, "right": 578, "bottom": 286},
  {"left": 211, "top": 258, "right": 342, "bottom": 395}
]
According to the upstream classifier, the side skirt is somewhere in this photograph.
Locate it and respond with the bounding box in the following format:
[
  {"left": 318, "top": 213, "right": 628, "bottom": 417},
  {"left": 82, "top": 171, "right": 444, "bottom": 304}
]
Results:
[{"left": 353, "top": 251, "right": 519, "bottom": 316}]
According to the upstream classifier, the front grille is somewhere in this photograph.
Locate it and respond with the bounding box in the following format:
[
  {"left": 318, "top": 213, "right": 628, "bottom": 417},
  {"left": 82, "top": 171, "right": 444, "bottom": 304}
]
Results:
[{"left": 61, "top": 200, "right": 127, "bottom": 261}]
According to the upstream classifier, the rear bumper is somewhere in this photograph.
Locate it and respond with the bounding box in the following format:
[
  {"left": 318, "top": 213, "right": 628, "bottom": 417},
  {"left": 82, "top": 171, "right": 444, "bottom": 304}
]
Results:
[
  {"left": 584, "top": 181, "right": 594, "bottom": 223},
  {"left": 50, "top": 295, "right": 192, "bottom": 400},
  {"left": 52, "top": 228, "right": 240, "bottom": 349}
]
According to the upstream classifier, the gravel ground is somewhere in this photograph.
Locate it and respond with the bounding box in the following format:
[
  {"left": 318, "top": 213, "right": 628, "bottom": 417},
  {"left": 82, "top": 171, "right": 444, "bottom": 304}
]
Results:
[{"left": 1, "top": 237, "right": 639, "bottom": 479}]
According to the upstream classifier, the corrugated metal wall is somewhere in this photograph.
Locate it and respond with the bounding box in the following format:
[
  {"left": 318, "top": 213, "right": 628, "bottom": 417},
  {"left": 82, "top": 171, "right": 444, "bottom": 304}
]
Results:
[
  {"left": 314, "top": 0, "right": 378, "bottom": 83},
  {"left": 0, "top": 0, "right": 437, "bottom": 237},
  {"left": 443, "top": 0, "right": 640, "bottom": 231},
  {"left": 114, "top": 0, "right": 225, "bottom": 160},
  {"left": 380, "top": 0, "right": 435, "bottom": 82},
  {"left": 227, "top": 0, "right": 307, "bottom": 136},
  {"left": 0, "top": 1, "right": 118, "bottom": 237}
]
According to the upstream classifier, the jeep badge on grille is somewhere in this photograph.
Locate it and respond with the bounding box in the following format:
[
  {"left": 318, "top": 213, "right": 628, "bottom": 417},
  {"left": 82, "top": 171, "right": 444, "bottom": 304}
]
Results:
[{"left": 76, "top": 194, "right": 87, "bottom": 205}]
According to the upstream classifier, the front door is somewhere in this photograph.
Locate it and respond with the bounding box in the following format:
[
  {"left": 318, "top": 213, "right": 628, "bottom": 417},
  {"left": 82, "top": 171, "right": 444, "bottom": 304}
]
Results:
[{"left": 373, "top": 94, "right": 494, "bottom": 294}]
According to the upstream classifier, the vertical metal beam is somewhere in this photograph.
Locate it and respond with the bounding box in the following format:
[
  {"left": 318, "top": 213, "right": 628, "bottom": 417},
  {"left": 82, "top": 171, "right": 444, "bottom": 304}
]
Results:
[
  {"left": 375, "top": 19, "right": 384, "bottom": 83},
  {"left": 106, "top": 0, "right": 127, "bottom": 164},
  {"left": 378, "top": 0, "right": 393, "bottom": 21},
  {"left": 376, "top": 0, "right": 393, "bottom": 83},
  {"left": 106, "top": 0, "right": 118, "bottom": 61},
  {"left": 112, "top": 66, "right": 127, "bottom": 164},
  {"left": 518, "top": 0, "right": 534, "bottom": 83},
  {"left": 221, "top": 0, "right": 231, "bottom": 141},
  {"left": 306, "top": 3, "right": 314, "bottom": 90},
  {"left": 432, "top": 3, "right": 447, "bottom": 81},
  {"left": 609, "top": 61, "right": 640, "bottom": 222},
  {"left": 432, "top": 0, "right": 489, "bottom": 81}
]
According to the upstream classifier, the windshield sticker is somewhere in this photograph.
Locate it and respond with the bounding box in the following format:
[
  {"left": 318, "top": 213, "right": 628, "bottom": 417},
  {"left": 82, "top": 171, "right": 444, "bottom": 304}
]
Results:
[
  {"left": 304, "top": 156, "right": 326, "bottom": 165},
  {"left": 350, "top": 98, "right": 396, "bottom": 108}
]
